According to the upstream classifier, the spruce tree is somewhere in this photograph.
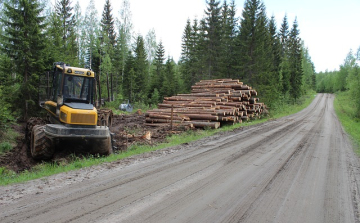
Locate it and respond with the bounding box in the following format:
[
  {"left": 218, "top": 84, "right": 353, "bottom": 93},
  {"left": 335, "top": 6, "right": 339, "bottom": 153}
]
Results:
[
  {"left": 162, "top": 57, "right": 178, "bottom": 97},
  {"left": 266, "top": 15, "right": 282, "bottom": 105},
  {"left": 236, "top": 0, "right": 271, "bottom": 87},
  {"left": 134, "top": 35, "right": 148, "bottom": 101},
  {"left": 288, "top": 18, "right": 303, "bottom": 101},
  {"left": 101, "top": 0, "right": 116, "bottom": 47},
  {"left": 204, "top": 0, "right": 222, "bottom": 78},
  {"left": 46, "top": 10, "right": 63, "bottom": 63},
  {"left": 279, "top": 15, "right": 290, "bottom": 95},
  {"left": 122, "top": 52, "right": 136, "bottom": 102},
  {"left": 151, "top": 41, "right": 165, "bottom": 98},
  {"left": 55, "top": 0, "right": 78, "bottom": 64},
  {"left": 195, "top": 18, "right": 208, "bottom": 81},
  {"left": 180, "top": 19, "right": 194, "bottom": 91},
  {"left": 269, "top": 16, "right": 281, "bottom": 76},
  {"left": 219, "top": 0, "right": 238, "bottom": 78},
  {"left": 1, "top": 0, "right": 46, "bottom": 119},
  {"left": 279, "top": 14, "right": 289, "bottom": 58}
]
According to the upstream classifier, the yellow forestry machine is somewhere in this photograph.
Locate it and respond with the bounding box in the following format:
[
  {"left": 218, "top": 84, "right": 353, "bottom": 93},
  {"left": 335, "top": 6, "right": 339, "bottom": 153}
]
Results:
[{"left": 27, "top": 62, "right": 114, "bottom": 160}]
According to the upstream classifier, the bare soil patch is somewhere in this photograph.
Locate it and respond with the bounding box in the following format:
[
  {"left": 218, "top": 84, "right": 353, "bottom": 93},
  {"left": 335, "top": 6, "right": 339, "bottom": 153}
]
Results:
[{"left": 0, "top": 113, "right": 189, "bottom": 173}]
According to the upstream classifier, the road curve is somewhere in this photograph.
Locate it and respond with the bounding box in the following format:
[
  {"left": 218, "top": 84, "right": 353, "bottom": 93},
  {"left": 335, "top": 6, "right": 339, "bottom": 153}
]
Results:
[{"left": 1, "top": 94, "right": 360, "bottom": 223}]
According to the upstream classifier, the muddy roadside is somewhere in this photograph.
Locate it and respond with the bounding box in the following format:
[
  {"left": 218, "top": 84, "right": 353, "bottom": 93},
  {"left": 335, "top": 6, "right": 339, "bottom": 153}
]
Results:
[{"left": 0, "top": 113, "right": 191, "bottom": 173}]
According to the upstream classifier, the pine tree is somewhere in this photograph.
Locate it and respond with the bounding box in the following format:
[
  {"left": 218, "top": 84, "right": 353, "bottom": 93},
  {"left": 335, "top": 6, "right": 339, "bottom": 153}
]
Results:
[{"left": 1, "top": 0, "right": 46, "bottom": 119}]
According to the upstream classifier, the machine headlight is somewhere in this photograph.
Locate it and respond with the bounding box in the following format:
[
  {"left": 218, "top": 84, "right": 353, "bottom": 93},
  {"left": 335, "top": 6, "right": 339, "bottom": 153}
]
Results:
[{"left": 60, "top": 112, "right": 67, "bottom": 121}]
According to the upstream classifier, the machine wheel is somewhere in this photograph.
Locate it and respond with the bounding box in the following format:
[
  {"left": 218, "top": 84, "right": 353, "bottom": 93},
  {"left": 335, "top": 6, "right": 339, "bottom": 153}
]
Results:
[
  {"left": 91, "top": 135, "right": 113, "bottom": 156},
  {"left": 30, "top": 125, "right": 54, "bottom": 160}
]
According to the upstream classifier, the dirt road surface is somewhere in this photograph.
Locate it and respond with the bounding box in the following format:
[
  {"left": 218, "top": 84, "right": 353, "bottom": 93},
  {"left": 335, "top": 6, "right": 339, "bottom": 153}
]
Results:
[{"left": 1, "top": 94, "right": 360, "bottom": 223}]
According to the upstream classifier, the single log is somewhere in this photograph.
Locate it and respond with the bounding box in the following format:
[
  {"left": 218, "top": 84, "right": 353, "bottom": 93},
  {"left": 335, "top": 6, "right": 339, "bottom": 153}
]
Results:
[
  {"left": 148, "top": 113, "right": 185, "bottom": 120},
  {"left": 145, "top": 118, "right": 183, "bottom": 123},
  {"left": 187, "top": 121, "right": 221, "bottom": 129},
  {"left": 183, "top": 114, "right": 219, "bottom": 121}
]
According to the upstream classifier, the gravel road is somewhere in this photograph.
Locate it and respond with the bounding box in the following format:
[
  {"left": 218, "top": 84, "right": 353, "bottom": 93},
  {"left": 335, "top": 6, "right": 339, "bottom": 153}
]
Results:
[{"left": 1, "top": 93, "right": 359, "bottom": 223}]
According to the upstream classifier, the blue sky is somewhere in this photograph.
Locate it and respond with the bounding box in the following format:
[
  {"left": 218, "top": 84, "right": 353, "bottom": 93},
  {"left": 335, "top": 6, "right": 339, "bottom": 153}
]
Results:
[{"left": 69, "top": 0, "right": 360, "bottom": 73}]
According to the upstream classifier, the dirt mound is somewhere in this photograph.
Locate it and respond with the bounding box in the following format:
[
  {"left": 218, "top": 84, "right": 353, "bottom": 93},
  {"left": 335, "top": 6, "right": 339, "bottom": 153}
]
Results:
[
  {"left": 0, "top": 122, "right": 38, "bottom": 172},
  {"left": 0, "top": 113, "right": 189, "bottom": 173}
]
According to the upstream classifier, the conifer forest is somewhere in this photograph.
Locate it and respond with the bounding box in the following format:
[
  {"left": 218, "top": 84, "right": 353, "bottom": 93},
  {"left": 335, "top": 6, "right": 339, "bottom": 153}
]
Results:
[{"left": 0, "top": 0, "right": 318, "bottom": 127}]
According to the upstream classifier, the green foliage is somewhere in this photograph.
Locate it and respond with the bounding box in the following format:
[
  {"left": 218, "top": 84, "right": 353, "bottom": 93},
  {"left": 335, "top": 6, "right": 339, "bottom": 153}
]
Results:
[
  {"left": 288, "top": 18, "right": 303, "bottom": 101},
  {"left": 0, "top": 85, "right": 16, "bottom": 129},
  {"left": 134, "top": 35, "right": 148, "bottom": 101},
  {"left": 204, "top": 0, "right": 222, "bottom": 78},
  {"left": 151, "top": 88, "right": 160, "bottom": 105},
  {"left": 0, "top": 142, "right": 12, "bottom": 153},
  {"left": 316, "top": 48, "right": 358, "bottom": 95},
  {"left": 334, "top": 91, "right": 360, "bottom": 155},
  {"left": 55, "top": 0, "right": 78, "bottom": 65},
  {"left": 347, "top": 65, "right": 360, "bottom": 117},
  {"left": 101, "top": 0, "right": 116, "bottom": 47},
  {"left": 0, "top": 126, "right": 19, "bottom": 154},
  {"left": 302, "top": 45, "right": 316, "bottom": 92},
  {"left": 1, "top": 0, "right": 46, "bottom": 120},
  {"left": 150, "top": 41, "right": 166, "bottom": 99}
]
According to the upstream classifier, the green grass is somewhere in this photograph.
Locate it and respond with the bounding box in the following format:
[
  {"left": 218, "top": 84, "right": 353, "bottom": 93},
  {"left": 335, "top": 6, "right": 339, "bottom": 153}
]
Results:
[
  {"left": 0, "top": 127, "right": 20, "bottom": 154},
  {"left": 333, "top": 91, "right": 360, "bottom": 156},
  {"left": 0, "top": 91, "right": 317, "bottom": 186},
  {"left": 270, "top": 90, "right": 317, "bottom": 119}
]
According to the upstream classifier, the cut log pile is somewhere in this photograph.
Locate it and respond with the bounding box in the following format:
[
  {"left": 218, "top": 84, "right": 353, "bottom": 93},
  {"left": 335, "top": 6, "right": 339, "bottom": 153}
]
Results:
[{"left": 145, "top": 79, "right": 267, "bottom": 129}]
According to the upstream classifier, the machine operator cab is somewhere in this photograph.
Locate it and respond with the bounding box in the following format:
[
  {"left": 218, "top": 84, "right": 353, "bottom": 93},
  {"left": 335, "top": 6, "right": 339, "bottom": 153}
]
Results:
[{"left": 43, "top": 62, "right": 98, "bottom": 127}]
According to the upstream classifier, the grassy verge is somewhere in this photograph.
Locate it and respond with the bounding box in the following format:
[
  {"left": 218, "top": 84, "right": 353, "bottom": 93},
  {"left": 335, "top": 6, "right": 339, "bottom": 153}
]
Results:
[
  {"left": 333, "top": 91, "right": 360, "bottom": 156},
  {"left": 0, "top": 91, "right": 317, "bottom": 186},
  {"left": 270, "top": 90, "right": 317, "bottom": 119}
]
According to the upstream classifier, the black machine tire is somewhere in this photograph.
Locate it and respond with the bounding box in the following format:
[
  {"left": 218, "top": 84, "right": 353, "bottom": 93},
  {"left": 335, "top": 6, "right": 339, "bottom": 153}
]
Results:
[
  {"left": 30, "top": 125, "right": 55, "bottom": 160},
  {"left": 90, "top": 135, "right": 113, "bottom": 156}
]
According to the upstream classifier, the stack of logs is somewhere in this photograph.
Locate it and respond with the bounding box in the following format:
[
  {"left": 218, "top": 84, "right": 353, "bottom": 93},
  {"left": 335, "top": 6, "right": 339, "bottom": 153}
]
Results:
[{"left": 145, "top": 79, "right": 266, "bottom": 129}]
